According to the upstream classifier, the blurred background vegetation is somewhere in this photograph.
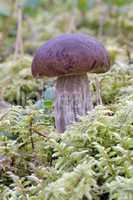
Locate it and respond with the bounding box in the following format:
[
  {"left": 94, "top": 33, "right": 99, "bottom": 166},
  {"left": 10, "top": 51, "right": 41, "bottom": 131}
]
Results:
[
  {"left": 0, "top": 0, "right": 133, "bottom": 107},
  {"left": 0, "top": 0, "right": 133, "bottom": 61}
]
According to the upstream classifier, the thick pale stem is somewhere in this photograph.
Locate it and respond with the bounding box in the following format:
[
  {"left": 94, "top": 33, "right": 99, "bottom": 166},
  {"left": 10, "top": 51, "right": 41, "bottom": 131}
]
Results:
[{"left": 54, "top": 74, "right": 93, "bottom": 133}]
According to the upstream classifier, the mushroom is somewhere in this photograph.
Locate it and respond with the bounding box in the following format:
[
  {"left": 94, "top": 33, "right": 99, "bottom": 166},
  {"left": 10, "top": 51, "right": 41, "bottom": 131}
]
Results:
[{"left": 32, "top": 33, "right": 110, "bottom": 133}]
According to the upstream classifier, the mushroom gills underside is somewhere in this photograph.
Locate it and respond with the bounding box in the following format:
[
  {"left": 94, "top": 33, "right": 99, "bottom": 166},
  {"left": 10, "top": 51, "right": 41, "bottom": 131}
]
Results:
[{"left": 55, "top": 74, "right": 93, "bottom": 133}]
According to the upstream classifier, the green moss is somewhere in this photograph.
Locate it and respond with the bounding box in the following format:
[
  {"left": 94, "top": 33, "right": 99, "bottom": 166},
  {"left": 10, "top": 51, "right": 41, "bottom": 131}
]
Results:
[{"left": 0, "top": 56, "right": 43, "bottom": 105}]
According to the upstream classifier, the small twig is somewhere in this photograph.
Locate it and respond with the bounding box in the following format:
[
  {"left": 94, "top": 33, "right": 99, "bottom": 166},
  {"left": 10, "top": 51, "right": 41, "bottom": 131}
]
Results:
[
  {"left": 98, "top": 5, "right": 108, "bottom": 38},
  {"left": 31, "top": 127, "right": 48, "bottom": 138},
  {"left": 68, "top": 0, "right": 76, "bottom": 33},
  {"left": 29, "top": 120, "right": 35, "bottom": 150},
  {"left": 95, "top": 77, "right": 102, "bottom": 105},
  {"left": 14, "top": 3, "right": 23, "bottom": 59},
  {"left": 126, "top": 45, "right": 132, "bottom": 64},
  {"left": 18, "top": 141, "right": 30, "bottom": 149},
  {"left": 0, "top": 109, "right": 11, "bottom": 121}
]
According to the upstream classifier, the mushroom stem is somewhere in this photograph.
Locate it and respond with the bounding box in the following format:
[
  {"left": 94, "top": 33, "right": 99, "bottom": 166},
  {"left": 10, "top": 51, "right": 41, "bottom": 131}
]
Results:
[{"left": 54, "top": 74, "right": 93, "bottom": 133}]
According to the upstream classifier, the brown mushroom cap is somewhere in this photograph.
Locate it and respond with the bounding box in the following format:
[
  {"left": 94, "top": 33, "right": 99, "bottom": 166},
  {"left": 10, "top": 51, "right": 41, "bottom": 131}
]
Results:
[{"left": 32, "top": 33, "right": 110, "bottom": 77}]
